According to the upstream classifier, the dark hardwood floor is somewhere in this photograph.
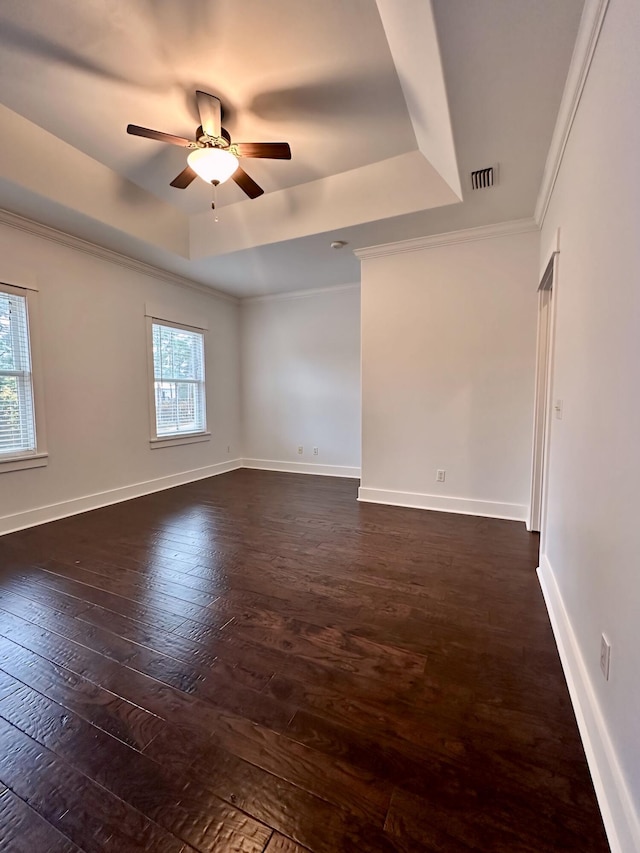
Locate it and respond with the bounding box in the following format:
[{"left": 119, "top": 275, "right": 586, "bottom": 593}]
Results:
[{"left": 0, "top": 469, "right": 609, "bottom": 852}]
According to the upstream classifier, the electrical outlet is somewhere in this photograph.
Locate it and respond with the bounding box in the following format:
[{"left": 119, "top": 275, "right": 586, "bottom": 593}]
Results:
[
  {"left": 313, "top": 447, "right": 319, "bottom": 456},
  {"left": 297, "top": 445, "right": 304, "bottom": 455},
  {"left": 600, "top": 634, "right": 611, "bottom": 680},
  {"left": 226, "top": 445, "right": 231, "bottom": 454},
  {"left": 554, "top": 399, "right": 563, "bottom": 419},
  {"left": 436, "top": 469, "right": 446, "bottom": 483}
]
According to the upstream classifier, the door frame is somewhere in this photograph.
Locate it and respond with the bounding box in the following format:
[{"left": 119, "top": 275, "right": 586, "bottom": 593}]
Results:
[{"left": 528, "top": 250, "right": 559, "bottom": 534}]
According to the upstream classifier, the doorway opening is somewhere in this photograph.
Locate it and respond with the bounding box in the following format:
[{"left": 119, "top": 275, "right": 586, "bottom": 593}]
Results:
[{"left": 528, "top": 253, "right": 557, "bottom": 533}]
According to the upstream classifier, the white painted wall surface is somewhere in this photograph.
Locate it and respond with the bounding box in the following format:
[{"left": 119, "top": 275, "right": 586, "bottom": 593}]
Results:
[
  {"left": 539, "top": 0, "right": 640, "bottom": 846},
  {"left": 0, "top": 105, "right": 188, "bottom": 257},
  {"left": 360, "top": 229, "right": 539, "bottom": 519},
  {"left": 0, "top": 221, "right": 241, "bottom": 534},
  {"left": 241, "top": 286, "right": 361, "bottom": 475}
]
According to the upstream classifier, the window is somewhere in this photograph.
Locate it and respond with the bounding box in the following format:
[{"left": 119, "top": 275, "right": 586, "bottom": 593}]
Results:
[
  {"left": 149, "top": 320, "right": 208, "bottom": 445},
  {"left": 0, "top": 282, "right": 46, "bottom": 471}
]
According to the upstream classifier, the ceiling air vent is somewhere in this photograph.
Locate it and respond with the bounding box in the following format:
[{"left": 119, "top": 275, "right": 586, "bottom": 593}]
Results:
[{"left": 470, "top": 166, "right": 495, "bottom": 190}]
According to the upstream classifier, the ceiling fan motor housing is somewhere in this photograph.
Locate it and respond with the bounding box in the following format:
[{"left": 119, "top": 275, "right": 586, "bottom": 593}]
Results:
[{"left": 197, "top": 125, "right": 231, "bottom": 147}]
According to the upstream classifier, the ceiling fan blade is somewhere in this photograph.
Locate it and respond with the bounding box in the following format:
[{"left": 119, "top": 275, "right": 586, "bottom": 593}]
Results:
[
  {"left": 170, "top": 166, "right": 197, "bottom": 189},
  {"left": 196, "top": 90, "right": 222, "bottom": 138},
  {"left": 232, "top": 167, "right": 264, "bottom": 199},
  {"left": 127, "top": 124, "right": 194, "bottom": 147},
  {"left": 234, "top": 142, "right": 291, "bottom": 160}
]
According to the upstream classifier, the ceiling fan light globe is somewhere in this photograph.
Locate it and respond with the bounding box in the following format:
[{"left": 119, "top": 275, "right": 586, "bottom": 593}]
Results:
[{"left": 187, "top": 147, "right": 238, "bottom": 185}]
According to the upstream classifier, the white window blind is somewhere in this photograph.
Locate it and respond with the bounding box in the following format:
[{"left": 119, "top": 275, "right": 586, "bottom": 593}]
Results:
[
  {"left": 151, "top": 321, "right": 206, "bottom": 437},
  {"left": 0, "top": 287, "right": 36, "bottom": 456}
]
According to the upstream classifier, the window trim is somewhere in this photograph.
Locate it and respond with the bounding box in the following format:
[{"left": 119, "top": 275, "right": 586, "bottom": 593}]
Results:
[
  {"left": 146, "top": 315, "right": 210, "bottom": 449},
  {"left": 0, "top": 280, "right": 48, "bottom": 473}
]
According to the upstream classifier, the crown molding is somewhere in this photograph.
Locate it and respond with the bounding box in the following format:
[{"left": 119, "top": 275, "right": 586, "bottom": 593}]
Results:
[
  {"left": 534, "top": 0, "right": 610, "bottom": 227},
  {"left": 242, "top": 281, "right": 360, "bottom": 304},
  {"left": 0, "top": 208, "right": 238, "bottom": 305},
  {"left": 354, "top": 218, "right": 538, "bottom": 261}
]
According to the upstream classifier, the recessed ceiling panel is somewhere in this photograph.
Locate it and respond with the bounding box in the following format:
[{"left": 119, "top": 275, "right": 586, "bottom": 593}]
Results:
[{"left": 0, "top": 0, "right": 417, "bottom": 213}]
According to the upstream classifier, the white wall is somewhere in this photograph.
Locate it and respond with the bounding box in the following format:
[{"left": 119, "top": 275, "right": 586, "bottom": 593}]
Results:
[
  {"left": 359, "top": 228, "right": 539, "bottom": 520},
  {"left": 538, "top": 0, "right": 640, "bottom": 847},
  {"left": 0, "top": 221, "right": 241, "bottom": 534},
  {"left": 241, "top": 285, "right": 361, "bottom": 475}
]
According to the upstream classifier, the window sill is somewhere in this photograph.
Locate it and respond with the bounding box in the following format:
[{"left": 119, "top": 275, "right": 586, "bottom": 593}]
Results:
[
  {"left": 0, "top": 452, "right": 48, "bottom": 473},
  {"left": 149, "top": 432, "right": 211, "bottom": 450}
]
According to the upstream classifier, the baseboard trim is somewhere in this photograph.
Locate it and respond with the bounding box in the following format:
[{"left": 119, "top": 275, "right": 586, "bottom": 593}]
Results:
[
  {"left": 0, "top": 459, "right": 243, "bottom": 536},
  {"left": 357, "top": 486, "right": 527, "bottom": 521},
  {"left": 537, "top": 554, "right": 640, "bottom": 853},
  {"left": 241, "top": 458, "right": 361, "bottom": 479}
]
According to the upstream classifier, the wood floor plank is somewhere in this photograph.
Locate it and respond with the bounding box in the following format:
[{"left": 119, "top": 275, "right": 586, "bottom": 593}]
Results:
[
  {"left": 0, "top": 633, "right": 165, "bottom": 751},
  {"left": 0, "top": 786, "right": 83, "bottom": 853},
  {"left": 274, "top": 673, "right": 468, "bottom": 760},
  {"left": 0, "top": 608, "right": 294, "bottom": 738},
  {"left": 182, "top": 746, "right": 418, "bottom": 853},
  {"left": 0, "top": 717, "right": 189, "bottom": 853},
  {"left": 48, "top": 552, "right": 226, "bottom": 599},
  {"left": 4, "top": 569, "right": 190, "bottom": 634},
  {"left": 0, "top": 684, "right": 272, "bottom": 853},
  {"left": 0, "top": 668, "right": 22, "bottom": 702},
  {"left": 75, "top": 601, "right": 273, "bottom": 692},
  {"left": 285, "top": 706, "right": 477, "bottom": 806},
  {"left": 40, "top": 558, "right": 221, "bottom": 616},
  {"left": 42, "top": 555, "right": 221, "bottom": 608},
  {"left": 384, "top": 784, "right": 610, "bottom": 853},
  {"left": 10, "top": 564, "right": 230, "bottom": 638},
  {"left": 0, "top": 469, "right": 608, "bottom": 853},
  {"left": 0, "top": 586, "right": 213, "bottom": 698},
  {"left": 188, "top": 712, "right": 392, "bottom": 824},
  {"left": 0, "top": 587, "right": 149, "bottom": 665},
  {"left": 214, "top": 604, "right": 428, "bottom": 680},
  {"left": 264, "top": 834, "right": 310, "bottom": 853}
]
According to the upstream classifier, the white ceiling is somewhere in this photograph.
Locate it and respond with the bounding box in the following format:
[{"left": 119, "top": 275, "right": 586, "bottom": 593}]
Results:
[{"left": 0, "top": 0, "right": 585, "bottom": 297}]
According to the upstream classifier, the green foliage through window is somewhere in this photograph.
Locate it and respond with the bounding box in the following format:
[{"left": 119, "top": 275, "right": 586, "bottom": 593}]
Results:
[
  {"left": 0, "top": 289, "right": 36, "bottom": 456},
  {"left": 151, "top": 322, "right": 206, "bottom": 437}
]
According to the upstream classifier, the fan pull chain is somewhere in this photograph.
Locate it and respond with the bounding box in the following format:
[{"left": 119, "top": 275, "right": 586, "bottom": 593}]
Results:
[{"left": 211, "top": 180, "right": 219, "bottom": 222}]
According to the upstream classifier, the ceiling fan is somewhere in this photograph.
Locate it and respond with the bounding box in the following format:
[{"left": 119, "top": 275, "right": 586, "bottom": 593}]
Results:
[{"left": 127, "top": 90, "right": 291, "bottom": 200}]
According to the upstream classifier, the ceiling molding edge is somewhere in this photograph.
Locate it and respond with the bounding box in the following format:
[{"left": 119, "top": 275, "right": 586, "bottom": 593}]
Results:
[
  {"left": 534, "top": 0, "right": 610, "bottom": 227},
  {"left": 0, "top": 208, "right": 237, "bottom": 305},
  {"left": 243, "top": 282, "right": 360, "bottom": 305},
  {"left": 190, "top": 151, "right": 458, "bottom": 261},
  {"left": 375, "top": 0, "right": 462, "bottom": 199},
  {"left": 354, "top": 218, "right": 538, "bottom": 261}
]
